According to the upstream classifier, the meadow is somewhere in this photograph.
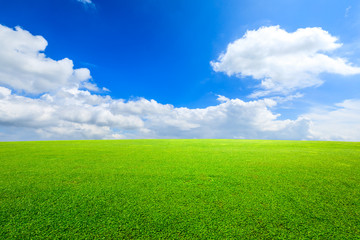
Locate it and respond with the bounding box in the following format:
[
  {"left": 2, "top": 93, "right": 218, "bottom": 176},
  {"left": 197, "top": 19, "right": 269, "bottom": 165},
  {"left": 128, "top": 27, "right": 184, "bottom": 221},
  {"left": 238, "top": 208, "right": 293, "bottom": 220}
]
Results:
[{"left": 0, "top": 140, "right": 359, "bottom": 239}]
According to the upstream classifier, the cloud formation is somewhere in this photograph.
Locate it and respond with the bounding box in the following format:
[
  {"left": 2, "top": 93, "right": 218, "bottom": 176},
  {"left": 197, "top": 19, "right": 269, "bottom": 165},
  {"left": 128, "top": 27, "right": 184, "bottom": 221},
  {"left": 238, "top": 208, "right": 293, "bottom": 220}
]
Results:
[
  {"left": 0, "top": 86, "right": 311, "bottom": 140},
  {"left": 0, "top": 24, "right": 94, "bottom": 94},
  {"left": 305, "top": 99, "right": 360, "bottom": 141},
  {"left": 77, "top": 0, "right": 93, "bottom": 5},
  {"left": 77, "top": 0, "right": 95, "bottom": 8},
  {"left": 0, "top": 23, "right": 359, "bottom": 141},
  {"left": 211, "top": 26, "right": 360, "bottom": 97}
]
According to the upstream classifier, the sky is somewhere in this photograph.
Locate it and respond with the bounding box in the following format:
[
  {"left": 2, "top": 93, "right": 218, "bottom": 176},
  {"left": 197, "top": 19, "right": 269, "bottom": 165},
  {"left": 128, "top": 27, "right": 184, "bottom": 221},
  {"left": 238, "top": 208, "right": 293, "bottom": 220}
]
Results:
[{"left": 1, "top": 0, "right": 360, "bottom": 141}]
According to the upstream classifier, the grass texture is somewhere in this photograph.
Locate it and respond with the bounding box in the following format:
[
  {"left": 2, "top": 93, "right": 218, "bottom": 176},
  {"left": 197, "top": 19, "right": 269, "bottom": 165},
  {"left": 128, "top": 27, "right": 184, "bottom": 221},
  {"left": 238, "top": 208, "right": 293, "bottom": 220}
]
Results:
[{"left": 0, "top": 140, "right": 359, "bottom": 239}]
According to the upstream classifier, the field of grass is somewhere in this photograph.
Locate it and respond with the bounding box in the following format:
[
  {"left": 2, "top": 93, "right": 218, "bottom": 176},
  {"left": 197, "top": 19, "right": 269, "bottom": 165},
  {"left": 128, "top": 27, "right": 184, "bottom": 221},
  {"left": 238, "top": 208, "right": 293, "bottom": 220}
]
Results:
[{"left": 0, "top": 140, "right": 359, "bottom": 239}]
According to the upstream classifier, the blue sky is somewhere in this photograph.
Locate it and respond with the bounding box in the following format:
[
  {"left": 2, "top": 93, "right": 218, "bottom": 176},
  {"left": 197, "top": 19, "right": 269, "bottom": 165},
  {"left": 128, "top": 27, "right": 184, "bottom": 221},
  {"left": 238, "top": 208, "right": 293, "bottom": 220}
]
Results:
[{"left": 1, "top": 0, "right": 360, "bottom": 140}]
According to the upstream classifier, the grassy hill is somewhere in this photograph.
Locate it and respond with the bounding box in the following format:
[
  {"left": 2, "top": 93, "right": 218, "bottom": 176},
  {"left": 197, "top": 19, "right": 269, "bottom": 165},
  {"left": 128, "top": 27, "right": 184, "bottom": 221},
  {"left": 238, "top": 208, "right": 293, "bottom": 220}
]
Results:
[{"left": 0, "top": 140, "right": 359, "bottom": 239}]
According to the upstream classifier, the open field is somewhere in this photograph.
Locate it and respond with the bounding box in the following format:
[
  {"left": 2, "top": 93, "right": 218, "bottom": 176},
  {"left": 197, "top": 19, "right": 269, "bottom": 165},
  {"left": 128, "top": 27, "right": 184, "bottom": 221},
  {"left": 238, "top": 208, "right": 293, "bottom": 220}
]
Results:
[{"left": 0, "top": 140, "right": 359, "bottom": 239}]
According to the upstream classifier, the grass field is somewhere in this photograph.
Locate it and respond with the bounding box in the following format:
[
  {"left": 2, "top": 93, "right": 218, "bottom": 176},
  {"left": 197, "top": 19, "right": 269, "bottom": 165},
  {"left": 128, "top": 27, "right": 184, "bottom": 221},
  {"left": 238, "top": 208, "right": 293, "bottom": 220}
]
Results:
[{"left": 0, "top": 140, "right": 359, "bottom": 239}]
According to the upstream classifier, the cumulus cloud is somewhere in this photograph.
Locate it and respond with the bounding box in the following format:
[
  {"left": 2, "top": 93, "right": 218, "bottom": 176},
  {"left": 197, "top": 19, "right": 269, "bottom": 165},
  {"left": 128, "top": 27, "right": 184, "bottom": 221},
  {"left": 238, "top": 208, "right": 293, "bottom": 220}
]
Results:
[
  {"left": 211, "top": 26, "right": 360, "bottom": 97},
  {"left": 1, "top": 23, "right": 358, "bottom": 141},
  {"left": 0, "top": 87, "right": 144, "bottom": 140},
  {"left": 132, "top": 97, "right": 310, "bottom": 140},
  {"left": 0, "top": 24, "right": 95, "bottom": 94},
  {"left": 0, "top": 85, "right": 311, "bottom": 140},
  {"left": 305, "top": 99, "right": 360, "bottom": 141}
]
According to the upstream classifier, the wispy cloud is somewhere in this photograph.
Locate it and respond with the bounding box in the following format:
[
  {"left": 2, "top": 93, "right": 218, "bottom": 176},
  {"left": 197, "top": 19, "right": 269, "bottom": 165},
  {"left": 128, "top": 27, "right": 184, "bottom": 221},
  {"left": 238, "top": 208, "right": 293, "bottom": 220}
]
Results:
[
  {"left": 77, "top": 0, "right": 92, "bottom": 4},
  {"left": 304, "top": 99, "right": 360, "bottom": 141},
  {"left": 77, "top": 0, "right": 95, "bottom": 8},
  {"left": 345, "top": 6, "right": 351, "bottom": 18}
]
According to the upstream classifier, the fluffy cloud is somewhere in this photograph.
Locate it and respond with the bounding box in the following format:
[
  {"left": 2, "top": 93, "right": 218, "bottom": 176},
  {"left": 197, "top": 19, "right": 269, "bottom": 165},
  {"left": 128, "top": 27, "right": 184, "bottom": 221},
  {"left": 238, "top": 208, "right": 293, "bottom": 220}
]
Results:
[
  {"left": 0, "top": 24, "right": 94, "bottom": 94},
  {"left": 111, "top": 95, "right": 311, "bottom": 139},
  {"left": 0, "top": 21, "right": 310, "bottom": 141},
  {"left": 211, "top": 26, "right": 360, "bottom": 97},
  {"left": 1, "top": 23, "right": 358, "bottom": 141},
  {"left": 0, "top": 87, "right": 143, "bottom": 140},
  {"left": 0, "top": 86, "right": 311, "bottom": 140},
  {"left": 305, "top": 99, "right": 360, "bottom": 141}
]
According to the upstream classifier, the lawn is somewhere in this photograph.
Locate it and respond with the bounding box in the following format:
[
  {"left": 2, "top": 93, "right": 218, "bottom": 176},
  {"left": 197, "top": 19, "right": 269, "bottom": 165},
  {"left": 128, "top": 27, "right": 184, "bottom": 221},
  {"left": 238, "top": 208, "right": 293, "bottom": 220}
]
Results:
[{"left": 0, "top": 140, "right": 359, "bottom": 239}]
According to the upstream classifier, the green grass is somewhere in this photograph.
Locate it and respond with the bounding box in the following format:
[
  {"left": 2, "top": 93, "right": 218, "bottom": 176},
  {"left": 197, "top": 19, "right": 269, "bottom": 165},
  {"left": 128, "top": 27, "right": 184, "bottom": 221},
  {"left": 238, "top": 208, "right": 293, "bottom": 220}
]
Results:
[{"left": 0, "top": 140, "right": 359, "bottom": 239}]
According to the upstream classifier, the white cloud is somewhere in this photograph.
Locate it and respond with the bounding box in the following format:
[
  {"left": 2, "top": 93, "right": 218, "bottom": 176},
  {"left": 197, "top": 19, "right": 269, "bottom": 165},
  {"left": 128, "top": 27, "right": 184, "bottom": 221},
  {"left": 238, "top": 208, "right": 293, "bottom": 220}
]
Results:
[
  {"left": 0, "top": 87, "right": 145, "bottom": 140},
  {"left": 305, "top": 99, "right": 360, "bottom": 141},
  {"left": 0, "top": 24, "right": 96, "bottom": 94},
  {"left": 78, "top": 0, "right": 92, "bottom": 4},
  {"left": 0, "top": 86, "right": 311, "bottom": 140},
  {"left": 1, "top": 23, "right": 359, "bottom": 141},
  {"left": 0, "top": 87, "right": 11, "bottom": 98},
  {"left": 211, "top": 26, "right": 360, "bottom": 97},
  {"left": 77, "top": 0, "right": 95, "bottom": 8},
  {"left": 345, "top": 6, "right": 351, "bottom": 18},
  {"left": 131, "top": 97, "right": 310, "bottom": 140},
  {"left": 217, "top": 95, "right": 230, "bottom": 103}
]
